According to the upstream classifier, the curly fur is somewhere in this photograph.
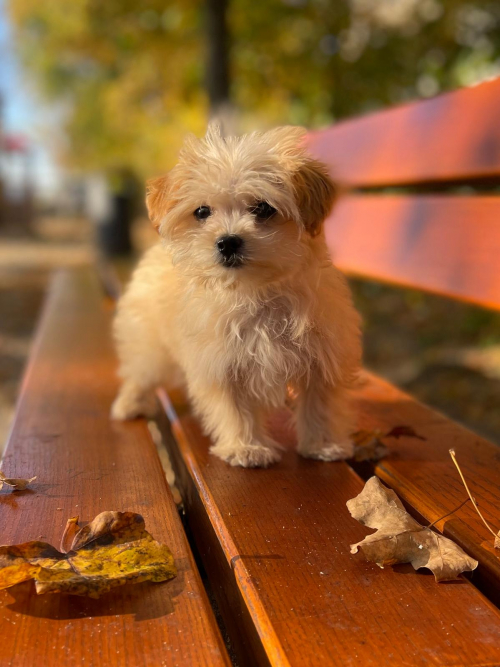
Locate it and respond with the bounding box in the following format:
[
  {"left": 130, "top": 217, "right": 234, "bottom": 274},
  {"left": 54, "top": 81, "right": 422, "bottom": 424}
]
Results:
[{"left": 112, "top": 124, "right": 362, "bottom": 468}]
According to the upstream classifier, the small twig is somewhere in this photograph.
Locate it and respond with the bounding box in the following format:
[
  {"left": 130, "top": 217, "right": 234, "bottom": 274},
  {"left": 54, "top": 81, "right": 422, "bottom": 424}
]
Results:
[
  {"left": 427, "top": 498, "right": 470, "bottom": 530},
  {"left": 449, "top": 449, "right": 499, "bottom": 539}
]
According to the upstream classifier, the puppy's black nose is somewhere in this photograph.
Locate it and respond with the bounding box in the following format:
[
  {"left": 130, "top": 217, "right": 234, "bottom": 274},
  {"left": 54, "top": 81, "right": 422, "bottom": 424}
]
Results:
[{"left": 216, "top": 235, "right": 244, "bottom": 260}]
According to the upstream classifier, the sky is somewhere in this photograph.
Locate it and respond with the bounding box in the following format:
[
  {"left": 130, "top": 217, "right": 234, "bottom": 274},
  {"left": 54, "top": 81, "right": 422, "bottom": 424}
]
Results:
[{"left": 0, "top": 0, "right": 62, "bottom": 200}]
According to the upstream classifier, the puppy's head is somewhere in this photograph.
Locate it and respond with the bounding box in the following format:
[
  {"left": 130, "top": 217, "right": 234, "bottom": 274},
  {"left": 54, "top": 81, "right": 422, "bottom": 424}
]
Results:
[{"left": 146, "top": 124, "right": 336, "bottom": 289}]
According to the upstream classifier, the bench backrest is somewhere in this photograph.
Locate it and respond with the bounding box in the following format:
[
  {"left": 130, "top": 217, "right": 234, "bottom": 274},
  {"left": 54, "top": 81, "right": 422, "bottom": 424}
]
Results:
[{"left": 307, "top": 78, "right": 500, "bottom": 311}]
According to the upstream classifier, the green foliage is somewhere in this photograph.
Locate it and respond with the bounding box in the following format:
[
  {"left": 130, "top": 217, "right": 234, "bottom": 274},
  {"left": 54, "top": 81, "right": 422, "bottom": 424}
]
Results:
[
  {"left": 232, "top": 0, "right": 500, "bottom": 127},
  {"left": 9, "top": 0, "right": 207, "bottom": 174},
  {"left": 8, "top": 0, "right": 500, "bottom": 174}
]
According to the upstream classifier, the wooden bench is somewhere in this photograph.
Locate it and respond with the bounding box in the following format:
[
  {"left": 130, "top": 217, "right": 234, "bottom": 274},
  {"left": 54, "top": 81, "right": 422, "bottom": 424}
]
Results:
[
  {"left": 0, "top": 269, "right": 230, "bottom": 666},
  {"left": 307, "top": 76, "right": 500, "bottom": 598},
  {"left": 154, "top": 79, "right": 500, "bottom": 665},
  {"left": 3, "top": 78, "right": 500, "bottom": 667}
]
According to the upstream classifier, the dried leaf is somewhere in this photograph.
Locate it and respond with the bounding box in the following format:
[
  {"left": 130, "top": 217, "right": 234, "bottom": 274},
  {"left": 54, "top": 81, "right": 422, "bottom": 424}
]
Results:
[
  {"left": 0, "top": 511, "right": 176, "bottom": 598},
  {"left": 351, "top": 430, "right": 389, "bottom": 462},
  {"left": 60, "top": 516, "right": 80, "bottom": 553},
  {"left": 385, "top": 425, "right": 426, "bottom": 441},
  {"left": 0, "top": 471, "right": 36, "bottom": 491},
  {"left": 347, "top": 477, "right": 478, "bottom": 582},
  {"left": 351, "top": 424, "right": 425, "bottom": 463}
]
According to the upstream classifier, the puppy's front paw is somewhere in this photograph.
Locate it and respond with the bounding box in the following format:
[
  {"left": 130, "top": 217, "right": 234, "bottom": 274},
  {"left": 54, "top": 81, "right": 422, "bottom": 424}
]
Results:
[
  {"left": 111, "top": 395, "right": 138, "bottom": 421},
  {"left": 297, "top": 439, "right": 354, "bottom": 462},
  {"left": 111, "top": 386, "right": 158, "bottom": 421},
  {"left": 210, "top": 442, "right": 281, "bottom": 468}
]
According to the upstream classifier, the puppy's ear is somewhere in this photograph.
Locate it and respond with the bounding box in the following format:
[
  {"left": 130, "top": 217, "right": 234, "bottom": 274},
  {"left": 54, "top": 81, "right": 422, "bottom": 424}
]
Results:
[
  {"left": 264, "top": 126, "right": 337, "bottom": 236},
  {"left": 146, "top": 174, "right": 172, "bottom": 232},
  {"left": 293, "top": 159, "right": 337, "bottom": 237}
]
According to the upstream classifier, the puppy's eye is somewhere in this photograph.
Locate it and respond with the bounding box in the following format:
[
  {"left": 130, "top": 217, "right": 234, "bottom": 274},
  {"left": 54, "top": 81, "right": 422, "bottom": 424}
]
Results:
[
  {"left": 194, "top": 205, "right": 212, "bottom": 221},
  {"left": 249, "top": 201, "right": 277, "bottom": 221}
]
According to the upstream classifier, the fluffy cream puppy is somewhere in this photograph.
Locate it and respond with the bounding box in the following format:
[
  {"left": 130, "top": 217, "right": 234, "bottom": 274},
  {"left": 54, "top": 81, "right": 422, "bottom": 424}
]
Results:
[{"left": 112, "top": 125, "right": 361, "bottom": 468}]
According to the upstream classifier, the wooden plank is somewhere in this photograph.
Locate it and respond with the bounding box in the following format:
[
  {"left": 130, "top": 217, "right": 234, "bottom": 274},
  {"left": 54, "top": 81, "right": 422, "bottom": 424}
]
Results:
[
  {"left": 307, "top": 78, "right": 500, "bottom": 187},
  {"left": 0, "top": 268, "right": 230, "bottom": 667},
  {"left": 353, "top": 371, "right": 500, "bottom": 604},
  {"left": 157, "top": 388, "right": 500, "bottom": 667},
  {"left": 324, "top": 194, "right": 500, "bottom": 310}
]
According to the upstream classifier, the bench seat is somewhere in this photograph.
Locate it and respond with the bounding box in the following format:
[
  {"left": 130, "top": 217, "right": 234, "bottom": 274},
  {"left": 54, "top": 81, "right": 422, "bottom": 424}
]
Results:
[
  {"left": 354, "top": 371, "right": 500, "bottom": 602},
  {"left": 157, "top": 384, "right": 500, "bottom": 667},
  {"left": 6, "top": 76, "right": 500, "bottom": 666},
  {"left": 0, "top": 268, "right": 230, "bottom": 667}
]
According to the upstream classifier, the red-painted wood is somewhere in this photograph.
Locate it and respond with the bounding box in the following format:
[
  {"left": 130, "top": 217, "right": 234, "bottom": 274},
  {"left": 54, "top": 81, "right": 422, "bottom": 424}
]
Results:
[
  {"left": 307, "top": 78, "right": 500, "bottom": 187},
  {"left": 324, "top": 194, "right": 500, "bottom": 310}
]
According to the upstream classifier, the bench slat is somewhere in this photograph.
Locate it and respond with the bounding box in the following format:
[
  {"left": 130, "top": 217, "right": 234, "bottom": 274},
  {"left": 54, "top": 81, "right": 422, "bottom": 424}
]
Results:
[
  {"left": 157, "top": 388, "right": 500, "bottom": 667},
  {"left": 354, "top": 371, "right": 500, "bottom": 602},
  {"left": 325, "top": 194, "right": 500, "bottom": 309},
  {"left": 307, "top": 78, "right": 500, "bottom": 187},
  {"left": 0, "top": 269, "right": 230, "bottom": 667}
]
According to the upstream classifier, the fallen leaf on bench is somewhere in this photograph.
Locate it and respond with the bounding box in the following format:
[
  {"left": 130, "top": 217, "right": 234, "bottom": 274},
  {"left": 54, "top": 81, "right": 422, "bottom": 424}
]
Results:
[
  {"left": 351, "top": 430, "right": 389, "bottom": 462},
  {"left": 0, "top": 471, "right": 36, "bottom": 491},
  {"left": 347, "top": 477, "right": 478, "bottom": 581},
  {"left": 385, "top": 425, "right": 426, "bottom": 441},
  {"left": 351, "top": 425, "right": 426, "bottom": 462},
  {"left": 0, "top": 511, "right": 176, "bottom": 598}
]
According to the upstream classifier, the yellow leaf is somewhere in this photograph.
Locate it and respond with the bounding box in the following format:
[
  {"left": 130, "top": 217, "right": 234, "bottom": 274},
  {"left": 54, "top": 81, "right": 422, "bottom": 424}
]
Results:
[{"left": 0, "top": 511, "right": 176, "bottom": 598}]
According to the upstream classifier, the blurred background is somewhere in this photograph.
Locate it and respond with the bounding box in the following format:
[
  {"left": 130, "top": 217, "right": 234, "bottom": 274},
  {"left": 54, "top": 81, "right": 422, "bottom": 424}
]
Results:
[{"left": 0, "top": 0, "right": 499, "bottom": 449}]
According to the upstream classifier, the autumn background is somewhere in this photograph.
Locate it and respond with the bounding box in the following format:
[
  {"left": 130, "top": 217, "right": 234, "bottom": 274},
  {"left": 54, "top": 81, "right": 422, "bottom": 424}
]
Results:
[{"left": 0, "top": 0, "right": 499, "bottom": 448}]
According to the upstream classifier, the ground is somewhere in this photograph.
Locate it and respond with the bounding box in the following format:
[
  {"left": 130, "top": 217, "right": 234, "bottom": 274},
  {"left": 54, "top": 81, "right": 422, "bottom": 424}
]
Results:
[
  {"left": 0, "top": 216, "right": 93, "bottom": 448},
  {"left": 351, "top": 279, "right": 500, "bottom": 444},
  {"left": 0, "top": 215, "right": 499, "bottom": 452}
]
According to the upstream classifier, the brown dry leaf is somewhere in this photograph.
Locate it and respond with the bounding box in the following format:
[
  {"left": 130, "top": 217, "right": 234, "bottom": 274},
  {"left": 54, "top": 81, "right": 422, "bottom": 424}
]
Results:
[
  {"left": 347, "top": 476, "right": 478, "bottom": 581},
  {"left": 0, "top": 511, "right": 176, "bottom": 598},
  {"left": 0, "top": 471, "right": 36, "bottom": 491},
  {"left": 60, "top": 516, "right": 80, "bottom": 553},
  {"left": 385, "top": 425, "right": 426, "bottom": 441},
  {"left": 351, "top": 430, "right": 389, "bottom": 462},
  {"left": 351, "top": 424, "right": 425, "bottom": 462}
]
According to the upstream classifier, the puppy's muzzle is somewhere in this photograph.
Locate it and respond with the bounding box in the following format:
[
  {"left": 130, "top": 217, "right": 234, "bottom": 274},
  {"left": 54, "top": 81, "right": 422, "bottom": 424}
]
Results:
[{"left": 216, "top": 235, "right": 245, "bottom": 268}]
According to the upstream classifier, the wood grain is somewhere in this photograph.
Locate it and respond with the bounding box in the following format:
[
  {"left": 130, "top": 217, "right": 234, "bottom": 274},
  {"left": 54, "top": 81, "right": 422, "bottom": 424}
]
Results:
[
  {"left": 157, "top": 388, "right": 500, "bottom": 667},
  {"left": 0, "top": 269, "right": 230, "bottom": 667},
  {"left": 307, "top": 77, "right": 500, "bottom": 187},
  {"left": 324, "top": 194, "right": 500, "bottom": 310},
  {"left": 353, "top": 371, "right": 500, "bottom": 603}
]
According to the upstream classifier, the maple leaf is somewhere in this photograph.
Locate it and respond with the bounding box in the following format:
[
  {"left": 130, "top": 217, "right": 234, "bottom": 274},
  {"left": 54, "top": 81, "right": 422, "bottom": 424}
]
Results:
[
  {"left": 347, "top": 477, "right": 478, "bottom": 582},
  {"left": 0, "top": 511, "right": 176, "bottom": 598},
  {"left": 351, "top": 424, "right": 425, "bottom": 462},
  {"left": 351, "top": 430, "right": 389, "bottom": 462},
  {"left": 385, "top": 425, "right": 426, "bottom": 440}
]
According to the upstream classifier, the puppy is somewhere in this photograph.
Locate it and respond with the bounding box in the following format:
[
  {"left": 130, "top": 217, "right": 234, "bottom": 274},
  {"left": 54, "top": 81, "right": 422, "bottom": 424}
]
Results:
[{"left": 112, "top": 124, "right": 361, "bottom": 468}]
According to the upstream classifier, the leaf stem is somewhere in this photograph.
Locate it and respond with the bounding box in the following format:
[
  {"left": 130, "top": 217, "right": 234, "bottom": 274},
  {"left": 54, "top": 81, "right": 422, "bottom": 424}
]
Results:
[
  {"left": 449, "top": 449, "right": 498, "bottom": 539},
  {"left": 427, "top": 497, "right": 470, "bottom": 530}
]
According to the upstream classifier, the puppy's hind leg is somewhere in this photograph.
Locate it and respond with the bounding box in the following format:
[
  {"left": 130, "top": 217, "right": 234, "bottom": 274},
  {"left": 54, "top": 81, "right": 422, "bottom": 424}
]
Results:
[{"left": 295, "top": 370, "right": 355, "bottom": 461}]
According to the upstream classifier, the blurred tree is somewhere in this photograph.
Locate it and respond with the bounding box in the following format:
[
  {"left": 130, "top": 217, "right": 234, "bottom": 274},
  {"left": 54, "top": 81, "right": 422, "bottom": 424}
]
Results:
[
  {"left": 232, "top": 0, "right": 500, "bottom": 128},
  {"left": 206, "top": 0, "right": 231, "bottom": 115},
  {"left": 8, "top": 0, "right": 208, "bottom": 176},
  {"left": 8, "top": 0, "right": 500, "bottom": 175}
]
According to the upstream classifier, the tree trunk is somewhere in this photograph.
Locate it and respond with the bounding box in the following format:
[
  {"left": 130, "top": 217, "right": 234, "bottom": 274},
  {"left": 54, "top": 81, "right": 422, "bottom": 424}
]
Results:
[{"left": 206, "top": 0, "right": 231, "bottom": 120}]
